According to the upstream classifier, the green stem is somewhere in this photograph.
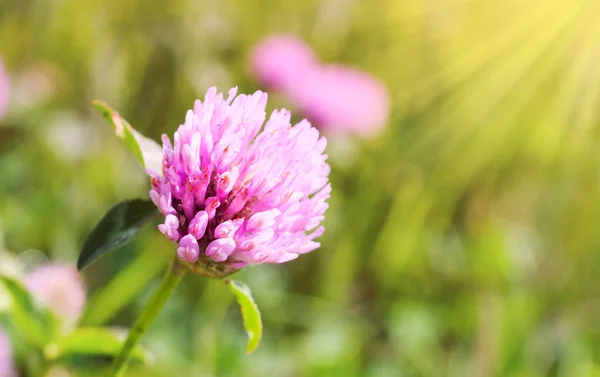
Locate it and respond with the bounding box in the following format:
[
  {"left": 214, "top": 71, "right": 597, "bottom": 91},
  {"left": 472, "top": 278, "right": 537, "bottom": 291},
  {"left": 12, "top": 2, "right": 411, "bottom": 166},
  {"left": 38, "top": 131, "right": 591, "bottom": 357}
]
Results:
[{"left": 106, "top": 257, "right": 186, "bottom": 377}]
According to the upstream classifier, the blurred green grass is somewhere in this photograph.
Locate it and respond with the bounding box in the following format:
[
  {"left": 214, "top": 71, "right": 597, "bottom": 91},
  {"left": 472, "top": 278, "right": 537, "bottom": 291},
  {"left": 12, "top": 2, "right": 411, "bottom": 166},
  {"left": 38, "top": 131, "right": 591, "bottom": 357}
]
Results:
[{"left": 2, "top": 0, "right": 600, "bottom": 376}]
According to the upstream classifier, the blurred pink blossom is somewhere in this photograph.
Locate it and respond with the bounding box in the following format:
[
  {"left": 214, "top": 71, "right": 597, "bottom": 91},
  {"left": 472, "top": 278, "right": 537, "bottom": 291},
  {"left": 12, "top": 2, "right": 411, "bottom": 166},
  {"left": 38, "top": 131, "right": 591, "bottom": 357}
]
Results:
[
  {"left": 0, "top": 59, "right": 9, "bottom": 119},
  {"left": 0, "top": 328, "right": 16, "bottom": 377},
  {"left": 26, "top": 264, "right": 86, "bottom": 322},
  {"left": 250, "top": 36, "right": 390, "bottom": 138},
  {"left": 287, "top": 65, "right": 390, "bottom": 138},
  {"left": 250, "top": 35, "right": 316, "bottom": 90}
]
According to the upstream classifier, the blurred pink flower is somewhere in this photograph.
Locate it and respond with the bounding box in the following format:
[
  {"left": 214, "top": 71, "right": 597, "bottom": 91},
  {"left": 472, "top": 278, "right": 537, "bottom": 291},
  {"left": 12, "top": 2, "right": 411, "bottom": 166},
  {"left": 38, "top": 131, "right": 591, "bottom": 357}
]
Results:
[
  {"left": 287, "top": 65, "right": 390, "bottom": 138},
  {"left": 250, "top": 35, "right": 316, "bottom": 90},
  {"left": 0, "top": 328, "right": 16, "bottom": 377},
  {"left": 148, "top": 87, "right": 330, "bottom": 268},
  {"left": 26, "top": 264, "right": 86, "bottom": 322},
  {"left": 0, "top": 59, "right": 9, "bottom": 119},
  {"left": 250, "top": 36, "right": 390, "bottom": 138}
]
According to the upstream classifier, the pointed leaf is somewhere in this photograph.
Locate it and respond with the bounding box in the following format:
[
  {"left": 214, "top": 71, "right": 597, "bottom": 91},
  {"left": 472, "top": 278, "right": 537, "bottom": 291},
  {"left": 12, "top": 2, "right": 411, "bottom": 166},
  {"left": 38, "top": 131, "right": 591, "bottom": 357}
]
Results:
[
  {"left": 92, "top": 100, "right": 163, "bottom": 174},
  {"left": 78, "top": 199, "right": 158, "bottom": 271},
  {"left": 45, "top": 327, "right": 152, "bottom": 364},
  {"left": 0, "top": 276, "right": 56, "bottom": 347},
  {"left": 225, "top": 280, "right": 262, "bottom": 354}
]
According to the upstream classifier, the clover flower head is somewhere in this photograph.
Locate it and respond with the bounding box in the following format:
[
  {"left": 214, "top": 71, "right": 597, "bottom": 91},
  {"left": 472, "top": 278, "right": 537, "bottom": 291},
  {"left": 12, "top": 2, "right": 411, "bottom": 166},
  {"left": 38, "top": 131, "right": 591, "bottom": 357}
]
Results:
[{"left": 148, "top": 87, "right": 330, "bottom": 271}]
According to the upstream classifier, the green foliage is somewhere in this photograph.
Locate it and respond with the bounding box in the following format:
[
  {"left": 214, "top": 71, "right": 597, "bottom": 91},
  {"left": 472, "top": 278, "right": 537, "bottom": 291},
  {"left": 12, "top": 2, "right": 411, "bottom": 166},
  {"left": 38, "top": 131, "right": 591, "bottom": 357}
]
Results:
[
  {"left": 44, "top": 327, "right": 152, "bottom": 364},
  {"left": 225, "top": 280, "right": 262, "bottom": 354},
  {"left": 78, "top": 200, "right": 158, "bottom": 270},
  {"left": 92, "top": 100, "right": 163, "bottom": 174},
  {"left": 82, "top": 251, "right": 169, "bottom": 326}
]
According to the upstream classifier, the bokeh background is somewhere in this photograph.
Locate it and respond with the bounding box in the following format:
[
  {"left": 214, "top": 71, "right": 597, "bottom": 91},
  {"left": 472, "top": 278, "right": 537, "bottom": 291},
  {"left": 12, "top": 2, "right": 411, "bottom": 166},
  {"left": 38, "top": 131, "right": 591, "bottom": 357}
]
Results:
[{"left": 2, "top": 0, "right": 600, "bottom": 376}]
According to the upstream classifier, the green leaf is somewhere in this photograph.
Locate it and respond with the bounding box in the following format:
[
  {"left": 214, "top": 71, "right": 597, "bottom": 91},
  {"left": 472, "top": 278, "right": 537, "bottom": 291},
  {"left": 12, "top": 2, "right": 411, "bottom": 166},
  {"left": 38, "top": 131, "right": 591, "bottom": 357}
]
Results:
[
  {"left": 78, "top": 199, "right": 158, "bottom": 271},
  {"left": 92, "top": 100, "right": 163, "bottom": 174},
  {"left": 0, "top": 276, "right": 56, "bottom": 347},
  {"left": 225, "top": 280, "right": 262, "bottom": 354},
  {"left": 45, "top": 327, "right": 152, "bottom": 364}
]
